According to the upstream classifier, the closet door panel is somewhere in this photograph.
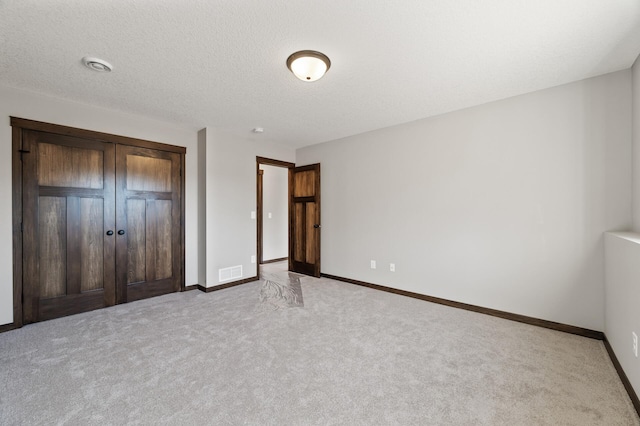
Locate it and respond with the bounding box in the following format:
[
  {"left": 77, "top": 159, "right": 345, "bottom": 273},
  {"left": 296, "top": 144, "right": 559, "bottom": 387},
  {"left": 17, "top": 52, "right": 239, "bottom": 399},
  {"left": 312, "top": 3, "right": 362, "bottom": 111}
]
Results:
[
  {"left": 38, "top": 196, "right": 67, "bottom": 298},
  {"left": 22, "top": 130, "right": 116, "bottom": 323},
  {"left": 80, "top": 197, "right": 105, "bottom": 292},
  {"left": 145, "top": 199, "right": 173, "bottom": 281},
  {"left": 126, "top": 199, "right": 147, "bottom": 284},
  {"left": 116, "top": 145, "right": 182, "bottom": 303}
]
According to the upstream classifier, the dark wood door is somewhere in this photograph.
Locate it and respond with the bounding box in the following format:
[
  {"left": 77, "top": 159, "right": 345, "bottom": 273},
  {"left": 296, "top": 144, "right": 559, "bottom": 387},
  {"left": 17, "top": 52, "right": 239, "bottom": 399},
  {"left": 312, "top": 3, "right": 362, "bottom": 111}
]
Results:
[
  {"left": 22, "top": 131, "right": 116, "bottom": 323},
  {"left": 115, "top": 145, "right": 182, "bottom": 303},
  {"left": 289, "top": 164, "right": 321, "bottom": 277},
  {"left": 14, "top": 118, "right": 186, "bottom": 326}
]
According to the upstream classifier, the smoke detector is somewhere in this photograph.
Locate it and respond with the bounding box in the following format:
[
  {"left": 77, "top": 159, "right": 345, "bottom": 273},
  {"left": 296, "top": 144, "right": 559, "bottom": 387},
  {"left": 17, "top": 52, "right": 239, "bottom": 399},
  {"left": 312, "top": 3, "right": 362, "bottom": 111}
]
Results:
[{"left": 82, "top": 57, "right": 113, "bottom": 72}]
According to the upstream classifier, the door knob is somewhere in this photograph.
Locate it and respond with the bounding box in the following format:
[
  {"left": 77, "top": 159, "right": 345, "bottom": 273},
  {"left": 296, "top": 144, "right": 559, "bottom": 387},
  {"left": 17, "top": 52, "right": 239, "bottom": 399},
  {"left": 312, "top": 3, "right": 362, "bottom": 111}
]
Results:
[
  {"left": 117, "top": 230, "right": 126, "bottom": 235},
  {"left": 106, "top": 230, "right": 114, "bottom": 236},
  {"left": 313, "top": 224, "right": 321, "bottom": 229}
]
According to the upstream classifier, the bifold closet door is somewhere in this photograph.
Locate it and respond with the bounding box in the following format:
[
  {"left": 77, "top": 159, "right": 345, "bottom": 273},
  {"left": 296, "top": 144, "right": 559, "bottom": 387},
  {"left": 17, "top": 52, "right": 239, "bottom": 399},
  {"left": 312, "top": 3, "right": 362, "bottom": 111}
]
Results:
[
  {"left": 22, "top": 130, "right": 116, "bottom": 323},
  {"left": 115, "top": 145, "right": 182, "bottom": 303}
]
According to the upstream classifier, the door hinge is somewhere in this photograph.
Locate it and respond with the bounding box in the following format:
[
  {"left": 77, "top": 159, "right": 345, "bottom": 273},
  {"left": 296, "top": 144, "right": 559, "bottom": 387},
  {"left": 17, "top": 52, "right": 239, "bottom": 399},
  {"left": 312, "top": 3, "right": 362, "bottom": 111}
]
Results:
[
  {"left": 18, "top": 149, "right": 30, "bottom": 161},
  {"left": 20, "top": 222, "right": 23, "bottom": 232}
]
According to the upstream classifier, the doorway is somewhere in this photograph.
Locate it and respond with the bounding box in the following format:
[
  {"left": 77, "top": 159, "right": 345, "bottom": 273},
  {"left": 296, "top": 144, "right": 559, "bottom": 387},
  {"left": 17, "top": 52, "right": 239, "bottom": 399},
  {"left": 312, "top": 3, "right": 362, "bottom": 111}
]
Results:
[
  {"left": 256, "top": 157, "right": 322, "bottom": 278},
  {"left": 256, "top": 157, "right": 294, "bottom": 278}
]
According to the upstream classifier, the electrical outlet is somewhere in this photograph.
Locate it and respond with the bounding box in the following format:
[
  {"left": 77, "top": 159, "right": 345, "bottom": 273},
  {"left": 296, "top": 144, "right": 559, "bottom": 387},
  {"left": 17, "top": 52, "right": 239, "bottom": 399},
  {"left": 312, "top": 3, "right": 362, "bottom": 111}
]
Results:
[
  {"left": 390, "top": 263, "right": 395, "bottom": 272},
  {"left": 633, "top": 332, "right": 638, "bottom": 357},
  {"left": 251, "top": 255, "right": 256, "bottom": 264},
  {"left": 370, "top": 260, "right": 376, "bottom": 269}
]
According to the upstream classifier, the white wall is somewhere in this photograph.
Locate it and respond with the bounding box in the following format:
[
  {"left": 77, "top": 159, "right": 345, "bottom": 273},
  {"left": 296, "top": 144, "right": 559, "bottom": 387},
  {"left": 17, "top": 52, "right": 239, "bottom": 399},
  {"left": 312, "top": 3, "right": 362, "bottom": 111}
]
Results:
[
  {"left": 260, "top": 164, "right": 288, "bottom": 261},
  {"left": 297, "top": 70, "right": 633, "bottom": 331},
  {"left": 0, "top": 85, "right": 199, "bottom": 326},
  {"left": 603, "top": 54, "right": 640, "bottom": 399},
  {"left": 204, "top": 128, "right": 295, "bottom": 286},
  {"left": 605, "top": 233, "right": 640, "bottom": 397}
]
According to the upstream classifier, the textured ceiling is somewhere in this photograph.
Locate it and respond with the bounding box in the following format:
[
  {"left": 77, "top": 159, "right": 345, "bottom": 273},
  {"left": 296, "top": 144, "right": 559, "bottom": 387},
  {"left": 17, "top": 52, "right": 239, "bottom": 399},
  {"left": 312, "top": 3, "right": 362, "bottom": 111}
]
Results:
[{"left": 1, "top": 1, "right": 639, "bottom": 148}]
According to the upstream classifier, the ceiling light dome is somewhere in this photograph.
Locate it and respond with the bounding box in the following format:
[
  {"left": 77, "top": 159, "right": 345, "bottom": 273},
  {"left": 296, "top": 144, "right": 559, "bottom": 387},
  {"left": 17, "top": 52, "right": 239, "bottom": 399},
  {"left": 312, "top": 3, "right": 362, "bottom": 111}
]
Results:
[{"left": 286, "top": 50, "right": 331, "bottom": 82}]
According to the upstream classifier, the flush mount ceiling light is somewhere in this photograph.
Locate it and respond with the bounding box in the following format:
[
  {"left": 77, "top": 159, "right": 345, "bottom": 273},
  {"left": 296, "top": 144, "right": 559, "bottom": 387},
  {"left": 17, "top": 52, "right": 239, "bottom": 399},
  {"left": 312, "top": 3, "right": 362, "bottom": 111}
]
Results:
[
  {"left": 286, "top": 50, "right": 331, "bottom": 82},
  {"left": 82, "top": 56, "right": 113, "bottom": 72}
]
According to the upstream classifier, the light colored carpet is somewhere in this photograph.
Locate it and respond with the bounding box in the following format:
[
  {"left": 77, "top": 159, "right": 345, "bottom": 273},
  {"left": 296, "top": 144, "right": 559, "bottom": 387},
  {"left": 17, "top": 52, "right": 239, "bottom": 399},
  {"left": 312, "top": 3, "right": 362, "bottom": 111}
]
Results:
[{"left": 0, "top": 262, "right": 638, "bottom": 425}]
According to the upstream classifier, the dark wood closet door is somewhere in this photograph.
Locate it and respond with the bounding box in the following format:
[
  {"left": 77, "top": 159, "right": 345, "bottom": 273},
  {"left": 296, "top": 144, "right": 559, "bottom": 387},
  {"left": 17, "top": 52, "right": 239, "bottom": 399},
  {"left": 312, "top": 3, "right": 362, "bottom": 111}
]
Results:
[
  {"left": 22, "top": 130, "right": 116, "bottom": 323},
  {"left": 115, "top": 145, "right": 182, "bottom": 303},
  {"left": 289, "top": 164, "right": 321, "bottom": 277}
]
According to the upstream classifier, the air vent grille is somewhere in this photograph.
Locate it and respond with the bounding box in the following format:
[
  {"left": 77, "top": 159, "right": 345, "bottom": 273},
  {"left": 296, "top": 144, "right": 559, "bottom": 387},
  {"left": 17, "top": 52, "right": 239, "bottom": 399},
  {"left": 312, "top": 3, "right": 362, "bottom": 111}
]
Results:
[{"left": 219, "top": 265, "right": 243, "bottom": 282}]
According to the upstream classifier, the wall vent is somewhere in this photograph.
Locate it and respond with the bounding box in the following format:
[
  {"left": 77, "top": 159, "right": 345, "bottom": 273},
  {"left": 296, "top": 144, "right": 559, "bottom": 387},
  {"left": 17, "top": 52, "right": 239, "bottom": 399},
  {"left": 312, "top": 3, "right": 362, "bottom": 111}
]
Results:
[{"left": 219, "top": 265, "right": 243, "bottom": 282}]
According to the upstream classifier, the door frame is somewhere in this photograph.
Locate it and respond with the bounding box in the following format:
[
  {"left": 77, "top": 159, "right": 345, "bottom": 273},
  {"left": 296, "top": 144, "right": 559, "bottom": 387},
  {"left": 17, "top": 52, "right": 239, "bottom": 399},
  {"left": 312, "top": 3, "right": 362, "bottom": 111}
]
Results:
[
  {"left": 256, "top": 157, "right": 295, "bottom": 267},
  {"left": 10, "top": 117, "right": 186, "bottom": 329}
]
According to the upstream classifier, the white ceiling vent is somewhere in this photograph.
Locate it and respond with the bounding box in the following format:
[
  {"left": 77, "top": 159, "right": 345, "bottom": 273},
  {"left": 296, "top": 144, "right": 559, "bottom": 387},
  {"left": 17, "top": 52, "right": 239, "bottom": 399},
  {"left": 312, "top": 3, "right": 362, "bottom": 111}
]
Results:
[
  {"left": 219, "top": 265, "right": 243, "bottom": 282},
  {"left": 82, "top": 56, "right": 113, "bottom": 72}
]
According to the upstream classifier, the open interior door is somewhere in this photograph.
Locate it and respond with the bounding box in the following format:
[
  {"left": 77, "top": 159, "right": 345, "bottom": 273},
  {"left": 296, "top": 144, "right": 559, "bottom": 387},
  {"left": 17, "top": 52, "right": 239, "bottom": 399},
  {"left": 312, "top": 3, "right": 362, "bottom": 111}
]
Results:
[{"left": 289, "top": 164, "right": 321, "bottom": 277}]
